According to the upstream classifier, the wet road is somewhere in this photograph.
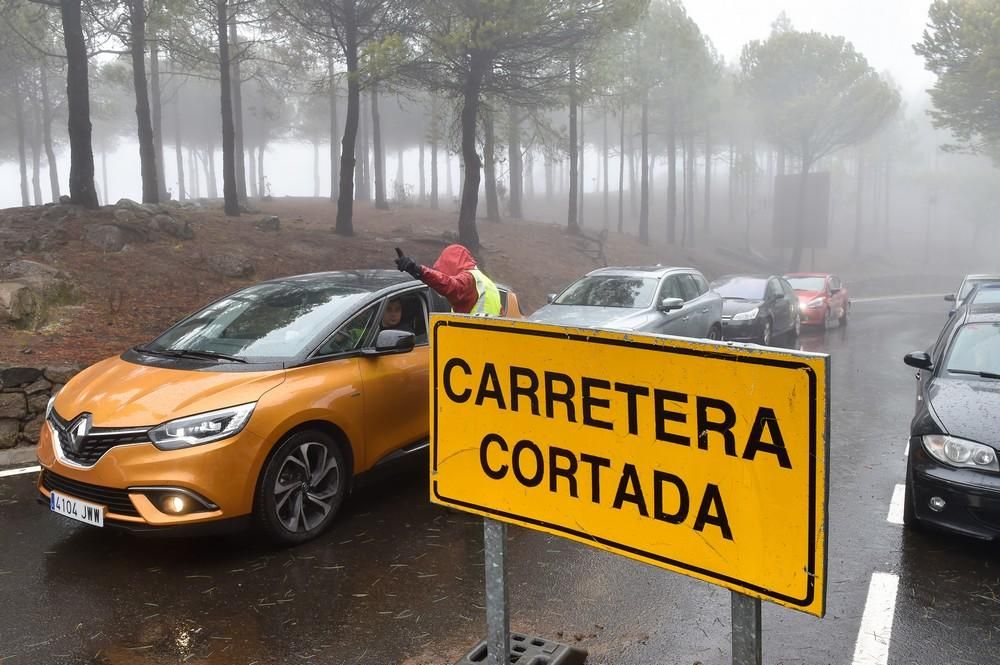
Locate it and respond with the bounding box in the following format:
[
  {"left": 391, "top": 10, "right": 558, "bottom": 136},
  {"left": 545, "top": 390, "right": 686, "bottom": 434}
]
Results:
[{"left": 2, "top": 295, "right": 998, "bottom": 665}]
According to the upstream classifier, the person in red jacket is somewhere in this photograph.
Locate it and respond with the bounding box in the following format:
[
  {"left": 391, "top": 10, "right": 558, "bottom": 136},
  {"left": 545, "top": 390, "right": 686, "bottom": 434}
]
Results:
[{"left": 395, "top": 244, "right": 501, "bottom": 316}]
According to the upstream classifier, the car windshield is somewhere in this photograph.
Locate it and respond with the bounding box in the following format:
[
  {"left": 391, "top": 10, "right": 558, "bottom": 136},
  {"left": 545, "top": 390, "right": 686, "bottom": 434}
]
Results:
[
  {"left": 554, "top": 276, "right": 658, "bottom": 308},
  {"left": 786, "top": 277, "right": 826, "bottom": 292},
  {"left": 972, "top": 288, "right": 1000, "bottom": 306},
  {"left": 144, "top": 282, "right": 371, "bottom": 361},
  {"left": 960, "top": 279, "right": 1000, "bottom": 301},
  {"left": 711, "top": 277, "right": 767, "bottom": 300},
  {"left": 944, "top": 323, "right": 1000, "bottom": 377}
]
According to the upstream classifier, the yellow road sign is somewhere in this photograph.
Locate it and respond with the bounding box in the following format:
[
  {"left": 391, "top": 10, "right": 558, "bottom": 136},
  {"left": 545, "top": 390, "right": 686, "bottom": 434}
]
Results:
[{"left": 430, "top": 315, "right": 829, "bottom": 617}]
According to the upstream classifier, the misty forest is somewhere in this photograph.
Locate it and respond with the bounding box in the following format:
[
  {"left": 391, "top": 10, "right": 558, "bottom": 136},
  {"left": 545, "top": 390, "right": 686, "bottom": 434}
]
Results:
[{"left": 0, "top": 0, "right": 998, "bottom": 272}]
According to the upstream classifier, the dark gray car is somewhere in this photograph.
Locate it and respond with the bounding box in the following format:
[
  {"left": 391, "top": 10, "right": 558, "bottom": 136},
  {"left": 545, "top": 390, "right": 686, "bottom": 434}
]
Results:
[{"left": 528, "top": 266, "right": 724, "bottom": 340}]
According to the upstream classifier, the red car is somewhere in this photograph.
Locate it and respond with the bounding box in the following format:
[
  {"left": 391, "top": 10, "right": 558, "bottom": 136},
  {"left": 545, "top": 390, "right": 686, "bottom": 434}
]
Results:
[{"left": 785, "top": 273, "right": 850, "bottom": 328}]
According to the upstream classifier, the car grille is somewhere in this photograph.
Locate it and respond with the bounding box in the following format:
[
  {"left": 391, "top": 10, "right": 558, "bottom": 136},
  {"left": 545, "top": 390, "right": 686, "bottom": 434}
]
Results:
[
  {"left": 50, "top": 410, "right": 150, "bottom": 467},
  {"left": 41, "top": 470, "right": 140, "bottom": 517}
]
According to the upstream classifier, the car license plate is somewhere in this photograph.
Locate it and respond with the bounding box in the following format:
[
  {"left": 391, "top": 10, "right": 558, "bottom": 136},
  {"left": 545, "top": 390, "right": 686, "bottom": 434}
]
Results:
[{"left": 50, "top": 491, "right": 104, "bottom": 527}]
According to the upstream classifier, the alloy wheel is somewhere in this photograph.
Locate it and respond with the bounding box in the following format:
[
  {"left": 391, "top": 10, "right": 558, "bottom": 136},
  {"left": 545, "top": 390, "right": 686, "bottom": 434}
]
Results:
[{"left": 273, "top": 441, "right": 341, "bottom": 533}]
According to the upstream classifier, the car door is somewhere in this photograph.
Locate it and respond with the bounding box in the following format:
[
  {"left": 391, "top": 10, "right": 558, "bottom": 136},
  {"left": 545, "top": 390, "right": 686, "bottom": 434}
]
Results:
[
  {"left": 358, "top": 289, "right": 431, "bottom": 469},
  {"left": 780, "top": 279, "right": 799, "bottom": 331},
  {"left": 649, "top": 274, "right": 690, "bottom": 336},
  {"left": 766, "top": 278, "right": 791, "bottom": 334},
  {"left": 677, "top": 273, "right": 708, "bottom": 337},
  {"left": 829, "top": 276, "right": 845, "bottom": 318}
]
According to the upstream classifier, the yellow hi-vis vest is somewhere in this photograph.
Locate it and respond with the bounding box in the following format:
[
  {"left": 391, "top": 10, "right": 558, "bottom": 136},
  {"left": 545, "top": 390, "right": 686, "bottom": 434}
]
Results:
[{"left": 469, "top": 268, "right": 501, "bottom": 316}]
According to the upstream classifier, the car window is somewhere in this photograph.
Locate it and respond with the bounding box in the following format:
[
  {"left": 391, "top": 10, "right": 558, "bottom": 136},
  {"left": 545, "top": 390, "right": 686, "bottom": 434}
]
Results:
[
  {"left": 378, "top": 292, "right": 429, "bottom": 345},
  {"left": 766, "top": 279, "right": 782, "bottom": 300},
  {"left": 944, "top": 322, "right": 1000, "bottom": 376},
  {"left": 781, "top": 280, "right": 797, "bottom": 301},
  {"left": 659, "top": 276, "right": 684, "bottom": 302},
  {"left": 316, "top": 305, "right": 378, "bottom": 356},
  {"left": 677, "top": 274, "right": 701, "bottom": 302},
  {"left": 555, "top": 276, "right": 659, "bottom": 308},
  {"left": 692, "top": 273, "right": 710, "bottom": 295},
  {"left": 972, "top": 287, "right": 1000, "bottom": 306},
  {"left": 830, "top": 277, "right": 841, "bottom": 291}
]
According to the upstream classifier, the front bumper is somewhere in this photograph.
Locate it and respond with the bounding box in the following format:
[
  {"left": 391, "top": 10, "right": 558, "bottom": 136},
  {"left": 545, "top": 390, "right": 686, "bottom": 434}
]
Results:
[
  {"left": 721, "top": 317, "right": 765, "bottom": 342},
  {"left": 36, "top": 420, "right": 267, "bottom": 530},
  {"left": 907, "top": 437, "right": 1000, "bottom": 540},
  {"left": 798, "top": 306, "right": 827, "bottom": 326}
]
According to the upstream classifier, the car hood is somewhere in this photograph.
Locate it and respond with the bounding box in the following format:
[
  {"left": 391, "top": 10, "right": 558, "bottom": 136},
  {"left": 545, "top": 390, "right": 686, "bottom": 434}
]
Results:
[
  {"left": 52, "top": 356, "right": 286, "bottom": 428},
  {"left": 928, "top": 378, "right": 1000, "bottom": 447},
  {"left": 722, "top": 299, "right": 764, "bottom": 315},
  {"left": 795, "top": 290, "right": 824, "bottom": 303},
  {"left": 528, "top": 305, "right": 649, "bottom": 330}
]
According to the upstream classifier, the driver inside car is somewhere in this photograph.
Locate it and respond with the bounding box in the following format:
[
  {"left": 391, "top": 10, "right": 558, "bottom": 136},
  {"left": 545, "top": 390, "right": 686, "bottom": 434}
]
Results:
[{"left": 380, "top": 298, "right": 413, "bottom": 333}]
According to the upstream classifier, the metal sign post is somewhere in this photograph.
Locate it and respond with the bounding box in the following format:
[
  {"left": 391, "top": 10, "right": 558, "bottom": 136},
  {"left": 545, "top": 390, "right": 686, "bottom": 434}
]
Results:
[
  {"left": 731, "top": 592, "right": 763, "bottom": 665},
  {"left": 483, "top": 518, "right": 510, "bottom": 665}
]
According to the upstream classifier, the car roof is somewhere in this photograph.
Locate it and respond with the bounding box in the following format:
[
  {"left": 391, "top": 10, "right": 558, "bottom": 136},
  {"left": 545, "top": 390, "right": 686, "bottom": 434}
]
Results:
[
  {"left": 713, "top": 273, "right": 779, "bottom": 281},
  {"left": 262, "top": 270, "right": 418, "bottom": 292},
  {"left": 785, "top": 272, "right": 833, "bottom": 278},
  {"left": 962, "top": 274, "right": 1000, "bottom": 282},
  {"left": 586, "top": 265, "right": 699, "bottom": 278}
]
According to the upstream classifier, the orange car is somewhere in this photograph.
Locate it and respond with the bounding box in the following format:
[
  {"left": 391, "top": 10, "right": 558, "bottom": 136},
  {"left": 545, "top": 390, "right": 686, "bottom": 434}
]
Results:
[{"left": 37, "top": 270, "right": 522, "bottom": 544}]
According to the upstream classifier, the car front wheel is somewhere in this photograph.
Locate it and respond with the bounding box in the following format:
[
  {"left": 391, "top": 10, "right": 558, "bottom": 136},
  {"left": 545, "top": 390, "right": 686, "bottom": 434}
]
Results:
[
  {"left": 707, "top": 324, "right": 722, "bottom": 341},
  {"left": 255, "top": 429, "right": 347, "bottom": 545},
  {"left": 760, "top": 319, "right": 773, "bottom": 346}
]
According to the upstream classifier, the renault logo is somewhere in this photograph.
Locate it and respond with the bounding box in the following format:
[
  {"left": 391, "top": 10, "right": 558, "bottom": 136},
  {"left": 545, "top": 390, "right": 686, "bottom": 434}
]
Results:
[{"left": 65, "top": 414, "right": 92, "bottom": 454}]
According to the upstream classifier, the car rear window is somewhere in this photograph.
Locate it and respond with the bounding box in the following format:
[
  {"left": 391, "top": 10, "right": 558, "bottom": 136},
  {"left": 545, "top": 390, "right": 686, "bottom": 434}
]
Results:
[{"left": 555, "top": 276, "right": 659, "bottom": 308}]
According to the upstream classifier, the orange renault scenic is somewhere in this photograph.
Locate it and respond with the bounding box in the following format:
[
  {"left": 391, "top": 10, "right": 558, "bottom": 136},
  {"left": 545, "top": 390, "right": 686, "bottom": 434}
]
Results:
[{"left": 37, "top": 270, "right": 523, "bottom": 544}]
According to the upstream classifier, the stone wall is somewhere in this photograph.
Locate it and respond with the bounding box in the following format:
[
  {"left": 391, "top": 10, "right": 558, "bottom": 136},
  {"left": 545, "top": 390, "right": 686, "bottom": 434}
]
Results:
[{"left": 0, "top": 365, "right": 81, "bottom": 449}]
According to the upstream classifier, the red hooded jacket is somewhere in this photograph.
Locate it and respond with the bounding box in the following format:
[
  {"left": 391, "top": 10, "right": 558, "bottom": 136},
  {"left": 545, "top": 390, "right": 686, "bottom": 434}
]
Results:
[{"left": 419, "top": 244, "right": 480, "bottom": 314}]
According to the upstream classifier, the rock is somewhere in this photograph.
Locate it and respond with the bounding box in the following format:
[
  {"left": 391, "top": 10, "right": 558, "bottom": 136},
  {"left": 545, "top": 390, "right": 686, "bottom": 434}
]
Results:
[
  {"left": 0, "top": 260, "right": 68, "bottom": 281},
  {"left": 149, "top": 214, "right": 194, "bottom": 240},
  {"left": 0, "top": 393, "right": 27, "bottom": 419},
  {"left": 84, "top": 224, "right": 126, "bottom": 252},
  {"left": 0, "top": 419, "right": 18, "bottom": 449},
  {"left": 21, "top": 416, "right": 44, "bottom": 444},
  {"left": 206, "top": 253, "right": 255, "bottom": 278},
  {"left": 27, "top": 393, "right": 49, "bottom": 416},
  {"left": 59, "top": 195, "right": 71, "bottom": 204},
  {"left": 115, "top": 198, "right": 145, "bottom": 212},
  {"left": 0, "top": 367, "right": 42, "bottom": 387},
  {"left": 44, "top": 366, "right": 80, "bottom": 385},
  {"left": 255, "top": 216, "right": 280, "bottom": 232},
  {"left": 0, "top": 282, "right": 40, "bottom": 327},
  {"left": 113, "top": 209, "right": 135, "bottom": 224},
  {"left": 24, "top": 378, "right": 52, "bottom": 395}
]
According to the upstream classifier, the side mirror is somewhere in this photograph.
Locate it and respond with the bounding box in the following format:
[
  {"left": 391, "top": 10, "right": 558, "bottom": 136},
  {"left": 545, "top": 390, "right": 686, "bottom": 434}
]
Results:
[
  {"left": 944, "top": 294, "right": 956, "bottom": 302},
  {"left": 658, "top": 297, "right": 684, "bottom": 312},
  {"left": 547, "top": 293, "right": 557, "bottom": 304},
  {"left": 367, "top": 330, "right": 415, "bottom": 355},
  {"left": 903, "top": 351, "right": 933, "bottom": 370},
  {"left": 774, "top": 292, "right": 785, "bottom": 300}
]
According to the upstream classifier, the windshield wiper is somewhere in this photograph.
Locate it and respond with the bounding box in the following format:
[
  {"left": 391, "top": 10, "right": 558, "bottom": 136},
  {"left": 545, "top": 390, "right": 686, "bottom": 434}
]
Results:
[
  {"left": 948, "top": 369, "right": 1000, "bottom": 380},
  {"left": 133, "top": 346, "right": 247, "bottom": 363}
]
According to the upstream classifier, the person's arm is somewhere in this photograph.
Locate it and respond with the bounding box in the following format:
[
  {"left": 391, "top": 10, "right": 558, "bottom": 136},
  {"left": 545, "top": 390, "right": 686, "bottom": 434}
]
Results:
[{"left": 418, "top": 266, "right": 476, "bottom": 306}]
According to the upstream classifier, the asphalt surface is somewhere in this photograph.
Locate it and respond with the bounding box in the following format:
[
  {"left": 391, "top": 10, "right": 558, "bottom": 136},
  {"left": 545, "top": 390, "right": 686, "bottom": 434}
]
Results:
[{"left": 2, "top": 295, "right": 999, "bottom": 665}]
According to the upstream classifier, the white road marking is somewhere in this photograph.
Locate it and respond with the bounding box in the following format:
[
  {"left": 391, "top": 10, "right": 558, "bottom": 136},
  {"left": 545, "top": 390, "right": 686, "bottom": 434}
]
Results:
[
  {"left": 852, "top": 572, "right": 900, "bottom": 665},
  {"left": 852, "top": 293, "right": 946, "bottom": 304},
  {"left": 0, "top": 465, "right": 41, "bottom": 478},
  {"left": 887, "top": 484, "right": 906, "bottom": 525}
]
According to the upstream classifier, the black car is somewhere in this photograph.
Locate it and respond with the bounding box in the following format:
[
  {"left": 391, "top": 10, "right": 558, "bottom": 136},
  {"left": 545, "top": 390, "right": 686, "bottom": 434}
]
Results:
[
  {"left": 902, "top": 302, "right": 1000, "bottom": 539},
  {"left": 711, "top": 274, "right": 800, "bottom": 345}
]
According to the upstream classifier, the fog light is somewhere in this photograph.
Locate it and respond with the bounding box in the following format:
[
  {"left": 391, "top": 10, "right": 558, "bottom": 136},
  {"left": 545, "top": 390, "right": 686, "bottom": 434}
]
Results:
[
  {"left": 162, "top": 495, "right": 187, "bottom": 514},
  {"left": 929, "top": 496, "right": 946, "bottom": 512}
]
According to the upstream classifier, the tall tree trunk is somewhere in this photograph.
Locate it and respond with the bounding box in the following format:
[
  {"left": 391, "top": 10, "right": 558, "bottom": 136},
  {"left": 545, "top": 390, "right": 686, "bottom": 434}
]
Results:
[
  {"left": 602, "top": 108, "right": 609, "bottom": 229},
  {"left": 216, "top": 0, "right": 238, "bottom": 215},
  {"left": 445, "top": 149, "right": 453, "bottom": 198},
  {"left": 329, "top": 56, "right": 340, "bottom": 201},
  {"left": 638, "top": 93, "right": 649, "bottom": 244},
  {"left": 30, "top": 86, "right": 43, "bottom": 205},
  {"left": 150, "top": 39, "right": 167, "bottom": 199},
  {"left": 430, "top": 133, "right": 439, "bottom": 209},
  {"left": 853, "top": 149, "right": 865, "bottom": 255},
  {"left": 568, "top": 62, "right": 580, "bottom": 234},
  {"left": 14, "top": 77, "right": 30, "bottom": 206},
  {"left": 228, "top": 20, "right": 247, "bottom": 204},
  {"left": 484, "top": 110, "right": 500, "bottom": 222},
  {"left": 507, "top": 106, "right": 523, "bottom": 219},
  {"left": 703, "top": 127, "right": 711, "bottom": 234},
  {"left": 173, "top": 74, "right": 186, "bottom": 201},
  {"left": 628, "top": 120, "right": 636, "bottom": 217},
  {"left": 457, "top": 58, "right": 486, "bottom": 249},
  {"left": 248, "top": 144, "right": 258, "bottom": 197},
  {"left": 525, "top": 148, "right": 534, "bottom": 200},
  {"left": 579, "top": 103, "right": 585, "bottom": 226},
  {"left": 61, "top": 0, "right": 99, "bottom": 208},
  {"left": 40, "top": 67, "right": 60, "bottom": 201},
  {"left": 129, "top": 0, "right": 159, "bottom": 204},
  {"left": 686, "top": 132, "right": 696, "bottom": 248},
  {"left": 419, "top": 141, "right": 425, "bottom": 203},
  {"left": 617, "top": 103, "right": 625, "bottom": 233},
  {"left": 371, "top": 83, "right": 388, "bottom": 209},
  {"left": 206, "top": 148, "right": 219, "bottom": 199},
  {"left": 358, "top": 92, "right": 371, "bottom": 201},
  {"left": 666, "top": 104, "right": 677, "bottom": 244},
  {"left": 335, "top": 14, "right": 358, "bottom": 235},
  {"left": 190, "top": 148, "right": 199, "bottom": 199}
]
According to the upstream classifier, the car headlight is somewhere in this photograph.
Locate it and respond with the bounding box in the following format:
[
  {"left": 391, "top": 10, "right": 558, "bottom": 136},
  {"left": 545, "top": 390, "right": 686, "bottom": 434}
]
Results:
[
  {"left": 148, "top": 403, "right": 256, "bottom": 451},
  {"left": 732, "top": 307, "right": 759, "bottom": 321},
  {"left": 922, "top": 434, "right": 999, "bottom": 471},
  {"left": 45, "top": 395, "right": 56, "bottom": 420},
  {"left": 807, "top": 297, "right": 825, "bottom": 309}
]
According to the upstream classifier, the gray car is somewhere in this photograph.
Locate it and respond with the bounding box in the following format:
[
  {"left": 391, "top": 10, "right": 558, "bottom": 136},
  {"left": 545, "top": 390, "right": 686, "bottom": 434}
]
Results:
[{"left": 528, "top": 266, "right": 724, "bottom": 340}]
